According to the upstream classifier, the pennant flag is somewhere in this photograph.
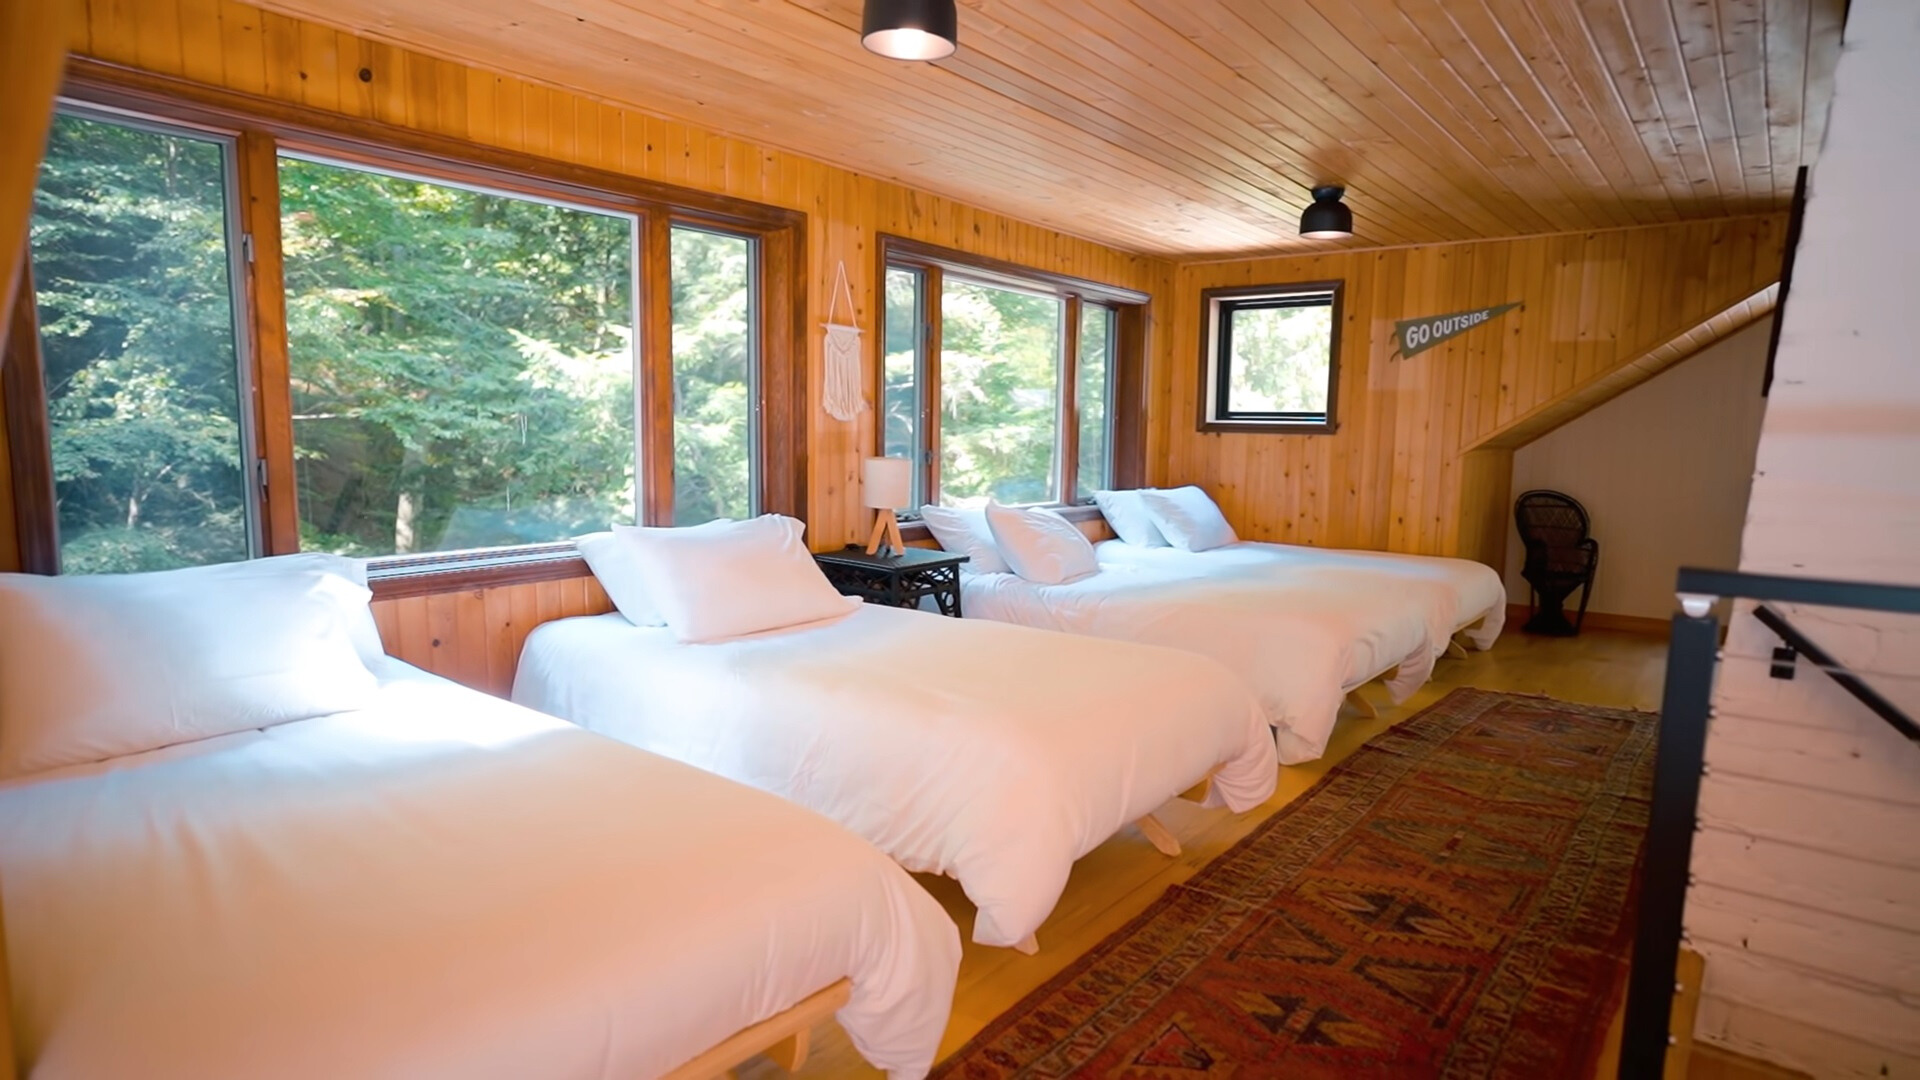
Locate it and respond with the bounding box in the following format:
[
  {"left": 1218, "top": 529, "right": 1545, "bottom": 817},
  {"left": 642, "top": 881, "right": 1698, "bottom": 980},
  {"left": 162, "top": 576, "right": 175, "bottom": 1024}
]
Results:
[{"left": 1394, "top": 302, "right": 1522, "bottom": 358}]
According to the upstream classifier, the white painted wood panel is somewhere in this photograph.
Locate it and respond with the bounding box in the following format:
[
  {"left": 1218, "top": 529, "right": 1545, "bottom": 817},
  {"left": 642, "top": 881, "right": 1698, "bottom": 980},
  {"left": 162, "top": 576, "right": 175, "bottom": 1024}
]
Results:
[
  {"left": 1690, "top": 829, "right": 1920, "bottom": 936},
  {"left": 1685, "top": 884, "right": 1920, "bottom": 998},
  {"left": 1504, "top": 319, "right": 1771, "bottom": 620},
  {"left": 1687, "top": 0, "right": 1920, "bottom": 1073}
]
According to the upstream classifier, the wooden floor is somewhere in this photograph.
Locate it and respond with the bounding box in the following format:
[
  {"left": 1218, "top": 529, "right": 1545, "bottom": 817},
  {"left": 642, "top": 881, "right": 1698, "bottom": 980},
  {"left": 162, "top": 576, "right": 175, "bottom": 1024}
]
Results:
[{"left": 743, "top": 629, "right": 1674, "bottom": 1079}]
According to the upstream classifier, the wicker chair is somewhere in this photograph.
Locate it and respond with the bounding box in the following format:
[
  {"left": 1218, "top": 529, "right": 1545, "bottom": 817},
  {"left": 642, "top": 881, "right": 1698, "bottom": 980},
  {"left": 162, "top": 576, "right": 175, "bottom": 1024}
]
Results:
[{"left": 1514, "top": 489, "right": 1599, "bottom": 636}]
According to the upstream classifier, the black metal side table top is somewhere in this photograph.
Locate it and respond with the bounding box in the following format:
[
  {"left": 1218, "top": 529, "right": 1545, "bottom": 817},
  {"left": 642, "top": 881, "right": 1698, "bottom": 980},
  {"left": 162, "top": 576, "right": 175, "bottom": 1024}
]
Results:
[{"left": 813, "top": 545, "right": 969, "bottom": 617}]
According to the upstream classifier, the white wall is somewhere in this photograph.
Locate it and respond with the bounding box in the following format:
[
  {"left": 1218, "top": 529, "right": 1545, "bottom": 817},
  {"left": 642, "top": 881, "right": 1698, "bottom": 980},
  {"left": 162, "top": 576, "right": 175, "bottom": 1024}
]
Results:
[
  {"left": 1505, "top": 319, "right": 1771, "bottom": 620},
  {"left": 1686, "top": 0, "right": 1920, "bottom": 1075}
]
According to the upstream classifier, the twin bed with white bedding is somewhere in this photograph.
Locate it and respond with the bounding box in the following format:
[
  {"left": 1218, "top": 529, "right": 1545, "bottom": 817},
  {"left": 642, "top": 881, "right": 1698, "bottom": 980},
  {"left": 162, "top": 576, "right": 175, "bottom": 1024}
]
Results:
[
  {"left": 1091, "top": 538, "right": 1507, "bottom": 655},
  {"left": 0, "top": 556, "right": 960, "bottom": 1080},
  {"left": 960, "top": 556, "right": 1435, "bottom": 764},
  {"left": 516, "top": 589, "right": 1278, "bottom": 951},
  {"left": 938, "top": 486, "right": 1506, "bottom": 764}
]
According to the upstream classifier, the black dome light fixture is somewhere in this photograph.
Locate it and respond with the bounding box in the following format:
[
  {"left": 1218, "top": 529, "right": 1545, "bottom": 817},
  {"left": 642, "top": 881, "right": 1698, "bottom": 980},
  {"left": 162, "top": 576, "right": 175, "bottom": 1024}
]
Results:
[
  {"left": 1299, "top": 184, "right": 1355, "bottom": 240},
  {"left": 862, "top": 0, "right": 958, "bottom": 61}
]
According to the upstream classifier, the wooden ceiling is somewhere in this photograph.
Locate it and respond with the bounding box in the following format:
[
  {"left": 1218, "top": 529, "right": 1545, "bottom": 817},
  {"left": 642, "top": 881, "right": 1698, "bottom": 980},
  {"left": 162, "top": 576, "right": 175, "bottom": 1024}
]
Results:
[{"left": 246, "top": 0, "right": 1844, "bottom": 258}]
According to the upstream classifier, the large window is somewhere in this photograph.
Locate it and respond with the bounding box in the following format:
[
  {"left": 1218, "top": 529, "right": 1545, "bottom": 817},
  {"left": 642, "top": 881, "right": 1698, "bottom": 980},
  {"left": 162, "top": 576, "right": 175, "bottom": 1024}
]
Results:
[
  {"left": 1200, "top": 282, "right": 1343, "bottom": 433},
  {"left": 281, "top": 154, "right": 640, "bottom": 557},
  {"left": 28, "top": 110, "right": 256, "bottom": 574},
  {"left": 9, "top": 84, "right": 806, "bottom": 582},
  {"left": 881, "top": 238, "right": 1144, "bottom": 510}
]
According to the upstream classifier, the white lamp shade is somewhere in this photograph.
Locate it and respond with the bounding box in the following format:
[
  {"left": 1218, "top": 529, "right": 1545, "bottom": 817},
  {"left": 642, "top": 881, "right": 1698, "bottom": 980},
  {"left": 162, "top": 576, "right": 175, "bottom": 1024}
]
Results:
[{"left": 863, "top": 456, "right": 911, "bottom": 510}]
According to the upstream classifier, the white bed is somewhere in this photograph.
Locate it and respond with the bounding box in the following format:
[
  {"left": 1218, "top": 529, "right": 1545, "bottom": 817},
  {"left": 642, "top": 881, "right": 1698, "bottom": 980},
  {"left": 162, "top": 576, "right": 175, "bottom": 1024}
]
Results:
[
  {"left": 513, "top": 603, "right": 1278, "bottom": 951},
  {"left": 0, "top": 658, "right": 960, "bottom": 1080},
  {"left": 1093, "top": 538, "right": 1508, "bottom": 655},
  {"left": 960, "top": 558, "right": 1436, "bottom": 765}
]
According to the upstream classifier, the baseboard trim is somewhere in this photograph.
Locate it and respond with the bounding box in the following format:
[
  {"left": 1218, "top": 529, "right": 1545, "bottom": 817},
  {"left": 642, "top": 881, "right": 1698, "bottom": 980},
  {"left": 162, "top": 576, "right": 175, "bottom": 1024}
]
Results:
[{"left": 1506, "top": 604, "right": 1672, "bottom": 639}]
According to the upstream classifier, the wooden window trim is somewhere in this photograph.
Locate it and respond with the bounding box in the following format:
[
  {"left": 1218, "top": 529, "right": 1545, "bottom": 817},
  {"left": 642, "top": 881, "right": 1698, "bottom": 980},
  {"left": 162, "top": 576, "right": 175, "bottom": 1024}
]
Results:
[
  {"left": 1196, "top": 280, "right": 1344, "bottom": 436},
  {"left": 875, "top": 234, "right": 1150, "bottom": 513},
  {"left": 3, "top": 263, "right": 57, "bottom": 575},
  {"left": 12, "top": 59, "right": 809, "bottom": 589}
]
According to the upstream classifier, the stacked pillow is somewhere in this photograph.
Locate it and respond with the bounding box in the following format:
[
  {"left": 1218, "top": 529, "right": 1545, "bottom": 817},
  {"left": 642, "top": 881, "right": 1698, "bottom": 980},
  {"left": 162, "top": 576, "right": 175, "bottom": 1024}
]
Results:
[
  {"left": 577, "top": 515, "right": 859, "bottom": 643},
  {"left": 915, "top": 505, "right": 1010, "bottom": 574},
  {"left": 982, "top": 503, "right": 1100, "bottom": 585},
  {"left": 1139, "top": 486, "right": 1239, "bottom": 551},
  {"left": 0, "top": 553, "right": 382, "bottom": 779},
  {"left": 1092, "top": 489, "right": 1169, "bottom": 548}
]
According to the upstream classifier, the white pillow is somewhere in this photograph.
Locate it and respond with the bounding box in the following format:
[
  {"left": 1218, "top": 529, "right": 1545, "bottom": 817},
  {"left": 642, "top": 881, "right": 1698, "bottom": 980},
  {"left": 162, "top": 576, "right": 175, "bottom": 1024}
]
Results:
[
  {"left": 983, "top": 503, "right": 1100, "bottom": 585},
  {"left": 577, "top": 519, "right": 733, "bottom": 626},
  {"left": 0, "top": 556, "right": 381, "bottom": 779},
  {"left": 1140, "top": 486, "right": 1239, "bottom": 552},
  {"left": 917, "top": 504, "right": 1010, "bottom": 574},
  {"left": 1093, "top": 489, "right": 1170, "bottom": 548},
  {"left": 622, "top": 515, "right": 860, "bottom": 644},
  {"left": 280, "top": 551, "right": 386, "bottom": 664}
]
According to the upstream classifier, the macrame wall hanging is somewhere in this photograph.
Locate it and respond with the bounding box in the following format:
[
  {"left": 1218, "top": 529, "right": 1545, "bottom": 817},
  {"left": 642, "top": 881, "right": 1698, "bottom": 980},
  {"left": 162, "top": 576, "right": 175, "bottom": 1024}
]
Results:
[{"left": 822, "top": 261, "right": 869, "bottom": 422}]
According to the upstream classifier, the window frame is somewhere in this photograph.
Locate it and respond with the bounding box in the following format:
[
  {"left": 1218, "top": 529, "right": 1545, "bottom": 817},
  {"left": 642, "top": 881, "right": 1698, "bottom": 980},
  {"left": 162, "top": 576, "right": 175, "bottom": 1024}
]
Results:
[
  {"left": 1197, "top": 280, "right": 1344, "bottom": 435},
  {"left": 6, "top": 59, "right": 809, "bottom": 595},
  {"left": 875, "top": 235, "right": 1149, "bottom": 516}
]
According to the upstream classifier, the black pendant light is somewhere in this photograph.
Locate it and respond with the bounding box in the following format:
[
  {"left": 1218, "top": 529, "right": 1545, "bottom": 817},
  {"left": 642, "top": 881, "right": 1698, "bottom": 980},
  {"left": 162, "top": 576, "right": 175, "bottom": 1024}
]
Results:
[
  {"left": 862, "top": 0, "right": 958, "bottom": 60},
  {"left": 1299, "top": 185, "right": 1354, "bottom": 240}
]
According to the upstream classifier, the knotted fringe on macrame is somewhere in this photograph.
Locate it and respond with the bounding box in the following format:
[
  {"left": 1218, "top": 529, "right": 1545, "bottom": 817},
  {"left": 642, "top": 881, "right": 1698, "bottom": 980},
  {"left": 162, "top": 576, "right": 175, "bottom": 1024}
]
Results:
[{"left": 822, "top": 261, "right": 868, "bottom": 422}]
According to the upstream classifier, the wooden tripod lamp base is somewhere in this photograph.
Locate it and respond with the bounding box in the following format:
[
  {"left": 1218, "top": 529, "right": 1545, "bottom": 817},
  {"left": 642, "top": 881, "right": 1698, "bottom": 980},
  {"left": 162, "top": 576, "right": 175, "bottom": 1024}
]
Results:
[
  {"left": 866, "top": 508, "right": 906, "bottom": 556},
  {"left": 862, "top": 456, "right": 912, "bottom": 556}
]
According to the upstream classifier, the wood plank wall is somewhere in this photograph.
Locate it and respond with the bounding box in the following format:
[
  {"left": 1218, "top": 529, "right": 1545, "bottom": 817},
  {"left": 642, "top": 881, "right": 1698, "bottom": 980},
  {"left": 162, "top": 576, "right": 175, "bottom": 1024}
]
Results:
[
  {"left": 369, "top": 578, "right": 612, "bottom": 699},
  {"left": 1150, "top": 216, "right": 1790, "bottom": 567}
]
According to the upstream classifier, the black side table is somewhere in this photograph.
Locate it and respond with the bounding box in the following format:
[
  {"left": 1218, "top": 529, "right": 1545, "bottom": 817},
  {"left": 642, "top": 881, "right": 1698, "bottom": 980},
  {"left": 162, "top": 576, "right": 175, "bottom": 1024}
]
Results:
[{"left": 813, "top": 545, "right": 969, "bottom": 617}]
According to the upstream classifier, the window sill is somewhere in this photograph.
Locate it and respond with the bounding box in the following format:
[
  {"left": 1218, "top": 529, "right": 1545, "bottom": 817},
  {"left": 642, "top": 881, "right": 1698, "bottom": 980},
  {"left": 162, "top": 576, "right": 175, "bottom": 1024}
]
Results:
[
  {"left": 1198, "top": 419, "right": 1337, "bottom": 435},
  {"left": 366, "top": 544, "right": 590, "bottom": 600}
]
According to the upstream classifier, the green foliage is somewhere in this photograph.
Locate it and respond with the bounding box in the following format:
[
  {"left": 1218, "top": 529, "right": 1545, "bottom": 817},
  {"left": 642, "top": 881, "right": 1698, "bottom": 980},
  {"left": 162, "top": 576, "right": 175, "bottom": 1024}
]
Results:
[
  {"left": 1227, "top": 305, "right": 1334, "bottom": 413},
  {"left": 31, "top": 113, "right": 252, "bottom": 574},
  {"left": 669, "top": 228, "right": 753, "bottom": 525},
  {"left": 32, "top": 112, "right": 759, "bottom": 572},
  {"left": 280, "top": 157, "right": 640, "bottom": 554}
]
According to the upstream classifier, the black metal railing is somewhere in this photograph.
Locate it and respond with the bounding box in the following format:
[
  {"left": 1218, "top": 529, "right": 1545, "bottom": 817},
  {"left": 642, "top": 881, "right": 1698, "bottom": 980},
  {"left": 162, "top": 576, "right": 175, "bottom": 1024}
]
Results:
[
  {"left": 1751, "top": 604, "right": 1919, "bottom": 742},
  {"left": 1619, "top": 568, "right": 1920, "bottom": 1078}
]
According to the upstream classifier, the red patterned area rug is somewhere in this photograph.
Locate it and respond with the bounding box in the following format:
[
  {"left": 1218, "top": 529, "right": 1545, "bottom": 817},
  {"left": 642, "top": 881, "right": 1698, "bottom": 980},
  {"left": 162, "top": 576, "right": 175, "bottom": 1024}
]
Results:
[{"left": 932, "top": 688, "right": 1658, "bottom": 1080}]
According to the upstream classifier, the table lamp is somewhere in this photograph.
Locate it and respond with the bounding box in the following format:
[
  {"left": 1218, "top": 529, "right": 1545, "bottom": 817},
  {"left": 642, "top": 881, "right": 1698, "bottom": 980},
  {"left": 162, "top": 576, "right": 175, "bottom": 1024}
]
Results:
[{"left": 863, "top": 456, "right": 911, "bottom": 556}]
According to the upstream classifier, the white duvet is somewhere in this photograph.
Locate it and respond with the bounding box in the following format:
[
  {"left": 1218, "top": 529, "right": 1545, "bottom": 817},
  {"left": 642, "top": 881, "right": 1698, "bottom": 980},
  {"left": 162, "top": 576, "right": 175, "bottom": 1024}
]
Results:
[
  {"left": 961, "top": 559, "right": 1436, "bottom": 765},
  {"left": 512, "top": 605, "right": 1277, "bottom": 948},
  {"left": 1095, "top": 539, "right": 1508, "bottom": 654},
  {"left": 0, "top": 659, "right": 959, "bottom": 1080}
]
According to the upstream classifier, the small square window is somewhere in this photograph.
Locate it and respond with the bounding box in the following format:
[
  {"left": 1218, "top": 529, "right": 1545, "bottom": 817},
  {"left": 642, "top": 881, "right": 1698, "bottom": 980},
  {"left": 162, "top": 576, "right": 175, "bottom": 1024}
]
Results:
[{"left": 1200, "top": 282, "right": 1342, "bottom": 433}]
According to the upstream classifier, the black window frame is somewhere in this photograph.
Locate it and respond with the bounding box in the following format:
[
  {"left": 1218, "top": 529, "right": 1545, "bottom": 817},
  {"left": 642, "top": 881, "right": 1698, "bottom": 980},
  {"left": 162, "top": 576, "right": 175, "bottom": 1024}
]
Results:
[{"left": 1199, "top": 280, "right": 1344, "bottom": 434}]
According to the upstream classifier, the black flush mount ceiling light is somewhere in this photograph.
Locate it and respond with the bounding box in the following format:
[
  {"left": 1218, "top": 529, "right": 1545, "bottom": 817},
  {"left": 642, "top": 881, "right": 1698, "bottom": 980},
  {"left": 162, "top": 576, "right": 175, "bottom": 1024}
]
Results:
[
  {"left": 862, "top": 0, "right": 958, "bottom": 61},
  {"left": 1299, "top": 185, "right": 1354, "bottom": 240}
]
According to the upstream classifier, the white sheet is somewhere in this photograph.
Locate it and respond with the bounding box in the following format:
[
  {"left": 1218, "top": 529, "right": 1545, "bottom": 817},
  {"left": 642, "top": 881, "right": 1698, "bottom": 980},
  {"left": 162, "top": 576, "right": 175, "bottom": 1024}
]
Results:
[
  {"left": 513, "top": 605, "right": 1276, "bottom": 948},
  {"left": 1095, "top": 539, "right": 1509, "bottom": 653},
  {"left": 0, "top": 658, "right": 959, "bottom": 1080},
  {"left": 961, "top": 559, "right": 1436, "bottom": 765}
]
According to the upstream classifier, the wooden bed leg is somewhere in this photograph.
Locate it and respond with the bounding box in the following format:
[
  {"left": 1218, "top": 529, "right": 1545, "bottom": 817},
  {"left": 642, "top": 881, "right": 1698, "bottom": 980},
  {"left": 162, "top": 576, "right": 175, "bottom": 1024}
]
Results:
[
  {"left": 765, "top": 1026, "right": 811, "bottom": 1072},
  {"left": 1446, "top": 637, "right": 1470, "bottom": 660},
  {"left": 1137, "top": 814, "right": 1182, "bottom": 857},
  {"left": 1012, "top": 933, "right": 1039, "bottom": 955},
  {"left": 1344, "top": 688, "right": 1378, "bottom": 719}
]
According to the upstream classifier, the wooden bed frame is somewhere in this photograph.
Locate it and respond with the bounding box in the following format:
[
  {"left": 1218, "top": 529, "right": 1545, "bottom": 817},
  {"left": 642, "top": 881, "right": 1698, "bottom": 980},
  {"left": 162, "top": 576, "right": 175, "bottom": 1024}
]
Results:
[{"left": 660, "top": 978, "right": 852, "bottom": 1080}]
